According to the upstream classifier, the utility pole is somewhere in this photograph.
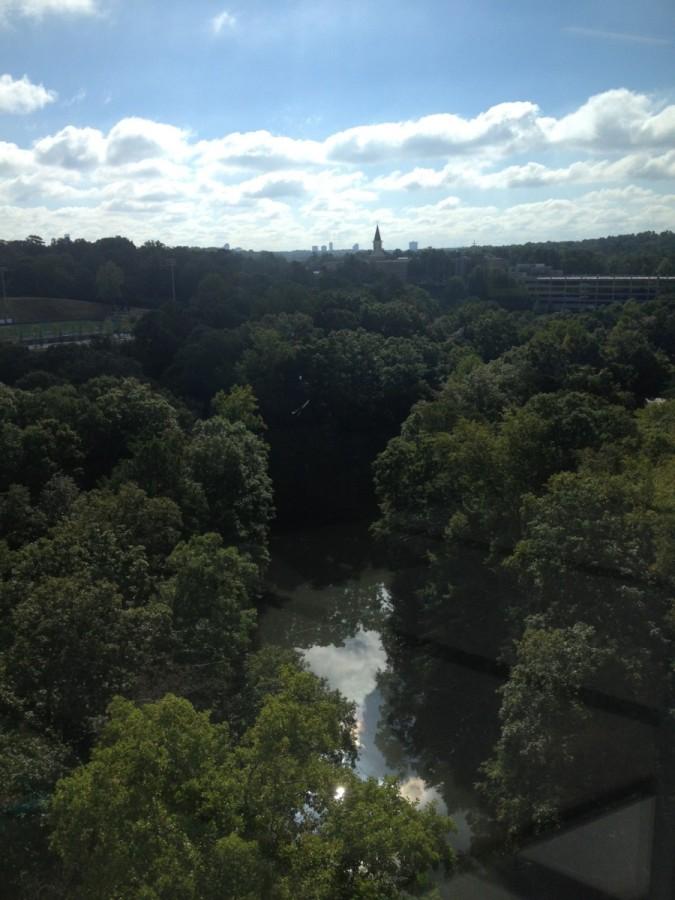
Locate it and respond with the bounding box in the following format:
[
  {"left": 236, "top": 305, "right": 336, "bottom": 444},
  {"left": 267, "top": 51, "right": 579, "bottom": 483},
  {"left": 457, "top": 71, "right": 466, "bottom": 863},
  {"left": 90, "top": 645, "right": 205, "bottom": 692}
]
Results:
[
  {"left": 0, "top": 266, "right": 8, "bottom": 324},
  {"left": 167, "top": 258, "right": 176, "bottom": 303}
]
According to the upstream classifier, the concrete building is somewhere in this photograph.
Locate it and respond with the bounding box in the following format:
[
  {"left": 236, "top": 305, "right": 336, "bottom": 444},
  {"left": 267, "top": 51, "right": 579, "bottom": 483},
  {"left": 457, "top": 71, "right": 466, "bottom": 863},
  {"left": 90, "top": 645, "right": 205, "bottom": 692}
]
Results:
[
  {"left": 409, "top": 241, "right": 418, "bottom": 252},
  {"left": 524, "top": 275, "right": 675, "bottom": 310},
  {"left": 513, "top": 262, "right": 562, "bottom": 278}
]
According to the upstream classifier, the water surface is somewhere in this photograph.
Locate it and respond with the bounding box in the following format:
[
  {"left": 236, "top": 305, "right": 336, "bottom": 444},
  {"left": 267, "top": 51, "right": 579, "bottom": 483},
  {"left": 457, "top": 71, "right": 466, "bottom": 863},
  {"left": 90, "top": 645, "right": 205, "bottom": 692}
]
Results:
[{"left": 260, "top": 523, "right": 656, "bottom": 899}]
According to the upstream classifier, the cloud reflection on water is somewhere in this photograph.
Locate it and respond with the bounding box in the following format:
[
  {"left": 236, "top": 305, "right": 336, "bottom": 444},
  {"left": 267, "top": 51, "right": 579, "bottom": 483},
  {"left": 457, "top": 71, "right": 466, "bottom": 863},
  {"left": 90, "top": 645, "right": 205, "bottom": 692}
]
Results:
[
  {"left": 300, "top": 627, "right": 450, "bottom": 819},
  {"left": 302, "top": 627, "right": 386, "bottom": 707}
]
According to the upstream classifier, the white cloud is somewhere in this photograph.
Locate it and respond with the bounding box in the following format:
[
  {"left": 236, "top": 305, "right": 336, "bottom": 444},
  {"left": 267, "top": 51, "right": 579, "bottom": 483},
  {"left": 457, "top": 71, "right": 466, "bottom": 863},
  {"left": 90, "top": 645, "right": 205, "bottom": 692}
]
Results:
[
  {"left": 1, "top": 89, "right": 674, "bottom": 249},
  {"left": 479, "top": 151, "right": 675, "bottom": 189},
  {"left": 0, "top": 73, "right": 56, "bottom": 113},
  {"left": 195, "top": 130, "right": 323, "bottom": 171},
  {"left": 374, "top": 149, "right": 675, "bottom": 193},
  {"left": 564, "top": 26, "right": 672, "bottom": 47},
  {"left": 325, "top": 102, "right": 543, "bottom": 163},
  {"left": 0, "top": 0, "right": 98, "bottom": 24},
  {"left": 31, "top": 118, "right": 192, "bottom": 172},
  {"left": 211, "top": 9, "right": 236, "bottom": 35},
  {"left": 373, "top": 166, "right": 450, "bottom": 192},
  {"left": 239, "top": 173, "right": 308, "bottom": 200},
  {"left": 541, "top": 88, "right": 675, "bottom": 149},
  {"left": 342, "top": 89, "right": 675, "bottom": 166},
  {"left": 327, "top": 90, "right": 675, "bottom": 165},
  {"left": 0, "top": 140, "right": 36, "bottom": 175},
  {"left": 62, "top": 87, "right": 86, "bottom": 107},
  {"left": 3, "top": 184, "right": 673, "bottom": 251},
  {"left": 397, "top": 186, "right": 675, "bottom": 248},
  {"left": 184, "top": 89, "right": 675, "bottom": 178},
  {"left": 34, "top": 125, "right": 105, "bottom": 168},
  {"left": 0, "top": 171, "right": 95, "bottom": 204},
  {"left": 105, "top": 118, "right": 191, "bottom": 165}
]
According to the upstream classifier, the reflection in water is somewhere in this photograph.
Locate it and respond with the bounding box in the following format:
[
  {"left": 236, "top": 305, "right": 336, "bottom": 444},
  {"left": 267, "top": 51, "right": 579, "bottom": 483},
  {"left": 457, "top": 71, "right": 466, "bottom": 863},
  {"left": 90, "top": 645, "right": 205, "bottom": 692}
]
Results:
[
  {"left": 302, "top": 628, "right": 386, "bottom": 713},
  {"left": 260, "top": 525, "right": 479, "bottom": 855},
  {"left": 261, "top": 524, "right": 659, "bottom": 898}
]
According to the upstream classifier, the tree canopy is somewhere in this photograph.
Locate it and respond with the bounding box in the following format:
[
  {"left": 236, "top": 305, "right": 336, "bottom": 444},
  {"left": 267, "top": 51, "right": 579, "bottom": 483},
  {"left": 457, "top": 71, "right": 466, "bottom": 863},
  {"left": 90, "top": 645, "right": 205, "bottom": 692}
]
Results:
[{"left": 51, "top": 671, "right": 454, "bottom": 899}]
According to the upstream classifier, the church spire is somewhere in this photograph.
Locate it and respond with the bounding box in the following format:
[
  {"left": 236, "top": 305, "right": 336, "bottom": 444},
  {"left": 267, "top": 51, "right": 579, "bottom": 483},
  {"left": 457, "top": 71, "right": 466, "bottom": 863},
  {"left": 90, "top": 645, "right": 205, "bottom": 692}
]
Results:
[{"left": 373, "top": 224, "right": 384, "bottom": 257}]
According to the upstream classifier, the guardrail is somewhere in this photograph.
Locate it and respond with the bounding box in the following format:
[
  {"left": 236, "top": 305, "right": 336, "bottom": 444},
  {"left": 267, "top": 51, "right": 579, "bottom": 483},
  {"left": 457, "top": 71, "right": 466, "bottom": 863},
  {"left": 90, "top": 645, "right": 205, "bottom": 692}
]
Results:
[{"left": 23, "top": 331, "right": 133, "bottom": 349}]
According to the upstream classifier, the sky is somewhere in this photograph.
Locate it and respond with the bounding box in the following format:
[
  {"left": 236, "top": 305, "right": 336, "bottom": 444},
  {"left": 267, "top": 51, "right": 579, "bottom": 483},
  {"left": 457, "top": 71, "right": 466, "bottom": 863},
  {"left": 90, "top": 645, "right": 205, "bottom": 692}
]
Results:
[{"left": 0, "top": 0, "right": 674, "bottom": 250}]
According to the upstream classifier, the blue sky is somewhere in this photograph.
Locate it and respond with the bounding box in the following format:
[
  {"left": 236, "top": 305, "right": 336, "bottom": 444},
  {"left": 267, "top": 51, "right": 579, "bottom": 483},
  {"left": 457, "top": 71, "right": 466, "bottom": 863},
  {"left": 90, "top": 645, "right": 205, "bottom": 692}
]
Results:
[{"left": 0, "top": 0, "right": 674, "bottom": 249}]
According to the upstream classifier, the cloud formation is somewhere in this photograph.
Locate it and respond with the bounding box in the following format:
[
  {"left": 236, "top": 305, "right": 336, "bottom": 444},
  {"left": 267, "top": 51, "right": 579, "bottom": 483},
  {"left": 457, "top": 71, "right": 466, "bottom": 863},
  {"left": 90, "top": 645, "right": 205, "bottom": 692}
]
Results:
[
  {"left": 540, "top": 89, "right": 675, "bottom": 149},
  {"left": 211, "top": 9, "right": 236, "bottom": 34},
  {"left": 325, "top": 89, "right": 675, "bottom": 164},
  {"left": 564, "top": 26, "right": 672, "bottom": 46},
  {"left": 0, "top": 88, "right": 674, "bottom": 248},
  {"left": 0, "top": 0, "right": 98, "bottom": 24},
  {"left": 373, "top": 149, "right": 675, "bottom": 193},
  {"left": 34, "top": 124, "right": 103, "bottom": 167},
  {"left": 0, "top": 72, "right": 57, "bottom": 113},
  {"left": 326, "top": 103, "right": 543, "bottom": 163}
]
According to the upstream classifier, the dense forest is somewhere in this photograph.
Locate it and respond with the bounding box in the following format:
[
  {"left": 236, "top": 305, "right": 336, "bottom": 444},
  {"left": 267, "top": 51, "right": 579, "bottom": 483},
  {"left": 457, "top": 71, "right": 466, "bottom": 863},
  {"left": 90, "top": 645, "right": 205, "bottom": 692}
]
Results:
[
  {"left": 1, "top": 231, "right": 675, "bottom": 897},
  {"left": 1, "top": 229, "right": 674, "bottom": 308}
]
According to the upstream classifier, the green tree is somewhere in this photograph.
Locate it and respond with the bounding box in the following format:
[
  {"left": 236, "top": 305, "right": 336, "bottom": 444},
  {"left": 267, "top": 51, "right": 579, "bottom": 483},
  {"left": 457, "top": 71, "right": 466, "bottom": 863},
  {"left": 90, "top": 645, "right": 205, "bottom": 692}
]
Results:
[
  {"left": 373, "top": 419, "right": 500, "bottom": 548},
  {"left": 212, "top": 384, "right": 266, "bottom": 433},
  {"left": 497, "top": 391, "right": 635, "bottom": 499},
  {"left": 482, "top": 449, "right": 675, "bottom": 878},
  {"left": 478, "top": 622, "right": 609, "bottom": 837},
  {"left": 190, "top": 272, "right": 238, "bottom": 328},
  {"left": 50, "top": 694, "right": 244, "bottom": 899},
  {"left": 4, "top": 576, "right": 169, "bottom": 743},
  {"left": 188, "top": 416, "right": 274, "bottom": 557},
  {"left": 0, "top": 484, "right": 184, "bottom": 741},
  {"left": 50, "top": 673, "right": 454, "bottom": 899},
  {"left": 0, "top": 716, "right": 70, "bottom": 898},
  {"left": 602, "top": 321, "right": 671, "bottom": 399},
  {"left": 656, "top": 257, "right": 673, "bottom": 277},
  {"left": 82, "top": 376, "right": 181, "bottom": 479},
  {"left": 0, "top": 484, "right": 46, "bottom": 547},
  {"left": 161, "top": 533, "right": 258, "bottom": 709},
  {"left": 506, "top": 468, "right": 664, "bottom": 665},
  {"left": 95, "top": 260, "right": 125, "bottom": 304}
]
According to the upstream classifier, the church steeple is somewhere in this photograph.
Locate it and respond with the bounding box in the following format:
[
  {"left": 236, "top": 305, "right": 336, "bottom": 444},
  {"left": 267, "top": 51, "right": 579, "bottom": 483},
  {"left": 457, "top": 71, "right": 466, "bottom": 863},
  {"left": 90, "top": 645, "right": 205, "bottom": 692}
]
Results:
[{"left": 373, "top": 225, "right": 384, "bottom": 257}]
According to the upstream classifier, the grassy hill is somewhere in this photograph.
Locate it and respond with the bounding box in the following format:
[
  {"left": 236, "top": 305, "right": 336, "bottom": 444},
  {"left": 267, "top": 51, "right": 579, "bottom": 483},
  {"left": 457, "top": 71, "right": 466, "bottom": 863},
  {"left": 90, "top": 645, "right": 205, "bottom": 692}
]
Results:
[
  {"left": 0, "top": 297, "right": 148, "bottom": 324},
  {"left": 0, "top": 297, "right": 149, "bottom": 343}
]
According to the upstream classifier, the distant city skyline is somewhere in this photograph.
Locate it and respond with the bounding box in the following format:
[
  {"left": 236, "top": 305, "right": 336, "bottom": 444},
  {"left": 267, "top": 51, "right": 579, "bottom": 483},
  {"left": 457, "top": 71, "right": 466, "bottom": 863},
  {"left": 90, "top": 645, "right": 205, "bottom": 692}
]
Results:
[{"left": 0, "top": 0, "right": 673, "bottom": 249}]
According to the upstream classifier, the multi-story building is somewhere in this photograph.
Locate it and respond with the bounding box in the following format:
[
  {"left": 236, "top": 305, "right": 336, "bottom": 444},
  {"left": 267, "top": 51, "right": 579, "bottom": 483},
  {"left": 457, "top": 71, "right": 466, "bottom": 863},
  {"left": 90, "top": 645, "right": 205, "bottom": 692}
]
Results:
[
  {"left": 512, "top": 262, "right": 563, "bottom": 278},
  {"left": 524, "top": 275, "right": 675, "bottom": 310}
]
